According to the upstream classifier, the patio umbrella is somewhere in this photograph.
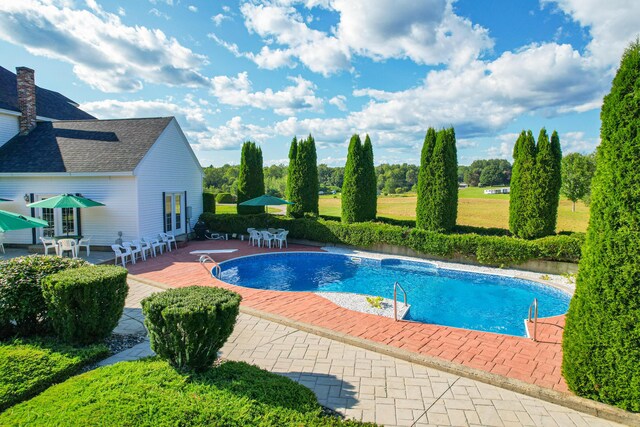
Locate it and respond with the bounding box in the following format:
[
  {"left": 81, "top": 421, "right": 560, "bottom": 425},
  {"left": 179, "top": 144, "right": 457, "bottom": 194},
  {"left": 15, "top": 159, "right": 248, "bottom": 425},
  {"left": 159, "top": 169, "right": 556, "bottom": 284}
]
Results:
[
  {"left": 0, "top": 209, "right": 48, "bottom": 232},
  {"left": 0, "top": 198, "right": 12, "bottom": 202},
  {"left": 27, "top": 193, "right": 105, "bottom": 209},
  {"left": 27, "top": 193, "right": 105, "bottom": 236},
  {"left": 239, "top": 194, "right": 294, "bottom": 214}
]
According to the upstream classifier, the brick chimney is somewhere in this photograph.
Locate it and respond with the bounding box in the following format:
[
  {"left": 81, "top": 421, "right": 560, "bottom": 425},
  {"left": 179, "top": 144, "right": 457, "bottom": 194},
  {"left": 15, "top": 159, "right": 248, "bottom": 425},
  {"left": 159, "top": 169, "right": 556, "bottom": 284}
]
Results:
[{"left": 16, "top": 67, "right": 37, "bottom": 135}]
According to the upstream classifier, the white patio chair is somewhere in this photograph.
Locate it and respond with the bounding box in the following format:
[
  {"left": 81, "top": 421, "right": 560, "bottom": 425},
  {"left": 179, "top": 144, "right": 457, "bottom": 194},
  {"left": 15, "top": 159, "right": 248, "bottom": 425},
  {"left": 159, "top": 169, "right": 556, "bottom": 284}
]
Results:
[
  {"left": 77, "top": 236, "right": 91, "bottom": 256},
  {"left": 248, "top": 229, "right": 262, "bottom": 247},
  {"left": 122, "top": 242, "right": 141, "bottom": 263},
  {"left": 40, "top": 236, "right": 58, "bottom": 255},
  {"left": 111, "top": 244, "right": 133, "bottom": 267},
  {"left": 135, "top": 239, "right": 152, "bottom": 260},
  {"left": 160, "top": 233, "right": 177, "bottom": 251},
  {"left": 0, "top": 233, "right": 4, "bottom": 254},
  {"left": 275, "top": 230, "right": 289, "bottom": 249},
  {"left": 144, "top": 236, "right": 165, "bottom": 257},
  {"left": 57, "top": 239, "right": 77, "bottom": 258},
  {"left": 261, "top": 230, "right": 276, "bottom": 248},
  {"left": 247, "top": 228, "right": 256, "bottom": 245}
]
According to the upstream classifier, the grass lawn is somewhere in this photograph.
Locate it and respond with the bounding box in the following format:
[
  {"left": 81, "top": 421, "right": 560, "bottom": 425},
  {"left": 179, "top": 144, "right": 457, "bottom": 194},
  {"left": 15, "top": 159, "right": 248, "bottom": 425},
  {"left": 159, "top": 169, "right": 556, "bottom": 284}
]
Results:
[
  {"left": 216, "top": 204, "right": 281, "bottom": 215},
  {"left": 0, "top": 338, "right": 108, "bottom": 411},
  {"left": 0, "top": 358, "right": 373, "bottom": 426},
  {"left": 319, "top": 189, "right": 590, "bottom": 232}
]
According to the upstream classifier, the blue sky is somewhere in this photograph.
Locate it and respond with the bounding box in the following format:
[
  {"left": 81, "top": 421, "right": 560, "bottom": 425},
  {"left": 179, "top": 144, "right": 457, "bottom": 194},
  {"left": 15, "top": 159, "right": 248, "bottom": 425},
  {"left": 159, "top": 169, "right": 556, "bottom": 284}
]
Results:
[{"left": 0, "top": 0, "right": 637, "bottom": 167}]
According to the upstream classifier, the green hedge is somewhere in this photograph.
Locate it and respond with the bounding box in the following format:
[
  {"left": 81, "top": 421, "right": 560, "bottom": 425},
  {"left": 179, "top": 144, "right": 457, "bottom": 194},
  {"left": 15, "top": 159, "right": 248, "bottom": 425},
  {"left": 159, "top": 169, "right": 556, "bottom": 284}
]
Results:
[
  {"left": 42, "top": 265, "right": 128, "bottom": 344},
  {"left": 0, "top": 358, "right": 371, "bottom": 426},
  {"left": 203, "top": 192, "right": 216, "bottom": 214},
  {"left": 215, "top": 192, "right": 236, "bottom": 204},
  {"left": 201, "top": 213, "right": 583, "bottom": 266},
  {"left": 0, "top": 256, "right": 88, "bottom": 338},
  {"left": 142, "top": 286, "right": 241, "bottom": 372},
  {"left": 0, "top": 338, "right": 108, "bottom": 412}
]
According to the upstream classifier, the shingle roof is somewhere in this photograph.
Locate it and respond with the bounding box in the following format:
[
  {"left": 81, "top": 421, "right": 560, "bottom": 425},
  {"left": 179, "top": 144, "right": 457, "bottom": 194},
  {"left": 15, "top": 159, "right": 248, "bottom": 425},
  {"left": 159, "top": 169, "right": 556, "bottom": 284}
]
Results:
[
  {"left": 0, "top": 66, "right": 95, "bottom": 120},
  {"left": 0, "top": 117, "right": 174, "bottom": 173}
]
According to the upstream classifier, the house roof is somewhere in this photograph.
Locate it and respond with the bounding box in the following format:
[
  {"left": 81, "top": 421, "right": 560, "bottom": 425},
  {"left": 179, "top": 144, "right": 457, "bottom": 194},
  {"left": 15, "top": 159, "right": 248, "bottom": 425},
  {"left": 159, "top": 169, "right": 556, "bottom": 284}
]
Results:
[
  {"left": 0, "top": 66, "right": 95, "bottom": 120},
  {"left": 0, "top": 117, "right": 174, "bottom": 173}
]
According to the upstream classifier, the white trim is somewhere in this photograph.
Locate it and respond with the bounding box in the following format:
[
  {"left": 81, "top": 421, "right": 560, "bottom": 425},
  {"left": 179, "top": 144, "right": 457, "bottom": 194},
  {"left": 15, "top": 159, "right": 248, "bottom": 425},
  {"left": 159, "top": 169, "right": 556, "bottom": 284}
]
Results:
[
  {"left": 0, "top": 108, "right": 60, "bottom": 122},
  {"left": 0, "top": 172, "right": 134, "bottom": 177}
]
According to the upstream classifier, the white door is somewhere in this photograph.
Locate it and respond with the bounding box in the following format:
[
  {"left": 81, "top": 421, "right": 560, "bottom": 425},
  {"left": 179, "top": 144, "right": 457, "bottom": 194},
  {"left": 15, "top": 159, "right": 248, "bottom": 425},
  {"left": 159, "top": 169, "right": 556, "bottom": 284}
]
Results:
[
  {"left": 36, "top": 195, "right": 78, "bottom": 238},
  {"left": 164, "top": 193, "right": 184, "bottom": 235}
]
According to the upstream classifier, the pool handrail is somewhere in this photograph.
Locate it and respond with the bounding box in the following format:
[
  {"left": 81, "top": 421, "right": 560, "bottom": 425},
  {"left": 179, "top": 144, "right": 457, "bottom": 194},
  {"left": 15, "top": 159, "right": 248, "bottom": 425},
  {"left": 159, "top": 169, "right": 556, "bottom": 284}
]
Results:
[
  {"left": 393, "top": 281, "right": 407, "bottom": 321},
  {"left": 528, "top": 298, "right": 538, "bottom": 341},
  {"left": 199, "top": 254, "right": 221, "bottom": 279}
]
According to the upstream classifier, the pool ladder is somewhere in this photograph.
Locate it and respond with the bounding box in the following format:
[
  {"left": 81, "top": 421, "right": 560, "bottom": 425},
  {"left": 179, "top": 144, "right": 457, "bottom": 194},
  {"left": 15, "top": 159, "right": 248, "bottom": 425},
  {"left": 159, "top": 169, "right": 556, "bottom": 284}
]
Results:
[
  {"left": 393, "top": 281, "right": 408, "bottom": 321},
  {"left": 199, "top": 255, "right": 221, "bottom": 279},
  {"left": 528, "top": 298, "right": 538, "bottom": 341}
]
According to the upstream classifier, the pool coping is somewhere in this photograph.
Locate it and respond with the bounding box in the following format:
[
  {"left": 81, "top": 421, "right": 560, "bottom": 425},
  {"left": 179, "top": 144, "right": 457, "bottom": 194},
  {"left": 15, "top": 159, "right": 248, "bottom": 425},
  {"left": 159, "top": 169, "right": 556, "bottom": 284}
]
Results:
[{"left": 129, "top": 272, "right": 640, "bottom": 427}]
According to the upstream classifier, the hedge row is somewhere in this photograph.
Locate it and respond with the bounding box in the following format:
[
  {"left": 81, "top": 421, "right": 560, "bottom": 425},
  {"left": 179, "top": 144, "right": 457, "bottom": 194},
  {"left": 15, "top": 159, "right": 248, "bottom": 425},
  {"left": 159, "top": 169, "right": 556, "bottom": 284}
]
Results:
[{"left": 200, "top": 213, "right": 583, "bottom": 265}]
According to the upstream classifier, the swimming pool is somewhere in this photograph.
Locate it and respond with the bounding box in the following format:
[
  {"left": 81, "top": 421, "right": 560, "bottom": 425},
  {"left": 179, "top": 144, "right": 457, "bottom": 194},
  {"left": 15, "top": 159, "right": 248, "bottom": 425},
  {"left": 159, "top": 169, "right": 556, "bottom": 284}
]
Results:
[{"left": 219, "top": 252, "right": 571, "bottom": 337}]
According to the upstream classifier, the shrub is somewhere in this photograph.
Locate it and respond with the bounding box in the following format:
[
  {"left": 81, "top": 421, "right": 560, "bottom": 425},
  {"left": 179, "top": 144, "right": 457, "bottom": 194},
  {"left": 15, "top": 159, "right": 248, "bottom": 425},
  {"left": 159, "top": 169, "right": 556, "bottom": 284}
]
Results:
[
  {"left": 215, "top": 192, "right": 236, "bottom": 204},
  {"left": 0, "top": 358, "right": 371, "bottom": 426},
  {"left": 342, "top": 134, "right": 377, "bottom": 223},
  {"left": 142, "top": 286, "right": 241, "bottom": 372},
  {"left": 202, "top": 192, "right": 216, "bottom": 214},
  {"left": 41, "top": 265, "right": 128, "bottom": 344},
  {"left": 200, "top": 213, "right": 583, "bottom": 266},
  {"left": 237, "top": 141, "right": 265, "bottom": 215},
  {"left": 0, "top": 256, "right": 87, "bottom": 338},
  {"left": 0, "top": 338, "right": 107, "bottom": 411},
  {"left": 563, "top": 40, "right": 640, "bottom": 411}
]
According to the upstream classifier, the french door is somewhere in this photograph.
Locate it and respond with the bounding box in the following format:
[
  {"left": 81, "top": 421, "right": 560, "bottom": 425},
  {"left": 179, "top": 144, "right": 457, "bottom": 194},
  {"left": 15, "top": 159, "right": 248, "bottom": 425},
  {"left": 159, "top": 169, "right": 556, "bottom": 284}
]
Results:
[
  {"left": 164, "top": 193, "right": 184, "bottom": 235},
  {"left": 36, "top": 195, "right": 77, "bottom": 238}
]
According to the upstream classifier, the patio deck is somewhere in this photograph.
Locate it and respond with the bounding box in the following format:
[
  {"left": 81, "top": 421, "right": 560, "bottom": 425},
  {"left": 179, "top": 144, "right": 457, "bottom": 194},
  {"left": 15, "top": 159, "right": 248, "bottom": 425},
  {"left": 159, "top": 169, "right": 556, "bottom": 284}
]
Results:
[{"left": 126, "top": 239, "right": 571, "bottom": 396}]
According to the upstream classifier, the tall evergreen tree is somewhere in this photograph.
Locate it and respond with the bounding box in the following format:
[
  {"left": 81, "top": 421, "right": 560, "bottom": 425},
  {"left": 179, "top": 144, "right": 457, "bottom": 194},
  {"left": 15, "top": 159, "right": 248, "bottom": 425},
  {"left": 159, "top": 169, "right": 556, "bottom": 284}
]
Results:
[
  {"left": 285, "top": 137, "right": 301, "bottom": 216},
  {"left": 361, "top": 134, "right": 377, "bottom": 221},
  {"left": 341, "top": 134, "right": 363, "bottom": 223},
  {"left": 236, "top": 141, "right": 265, "bottom": 215},
  {"left": 415, "top": 127, "right": 457, "bottom": 231},
  {"left": 298, "top": 135, "right": 320, "bottom": 216},
  {"left": 416, "top": 128, "right": 437, "bottom": 229},
  {"left": 509, "top": 130, "right": 537, "bottom": 238},
  {"left": 549, "top": 130, "right": 563, "bottom": 223},
  {"left": 562, "top": 40, "right": 640, "bottom": 411}
]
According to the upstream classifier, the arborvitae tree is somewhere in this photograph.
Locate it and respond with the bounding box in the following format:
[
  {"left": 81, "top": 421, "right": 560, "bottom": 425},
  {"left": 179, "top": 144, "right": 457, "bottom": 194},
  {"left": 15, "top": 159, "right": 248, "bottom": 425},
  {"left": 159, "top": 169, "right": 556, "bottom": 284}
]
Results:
[
  {"left": 549, "top": 130, "right": 563, "bottom": 223},
  {"left": 509, "top": 130, "right": 538, "bottom": 238},
  {"left": 297, "top": 135, "right": 320, "bottom": 216},
  {"left": 416, "top": 127, "right": 457, "bottom": 231},
  {"left": 285, "top": 137, "right": 301, "bottom": 216},
  {"left": 416, "top": 128, "right": 437, "bottom": 229},
  {"left": 443, "top": 128, "right": 459, "bottom": 230},
  {"left": 533, "top": 128, "right": 555, "bottom": 236},
  {"left": 341, "top": 134, "right": 363, "bottom": 223},
  {"left": 563, "top": 40, "right": 640, "bottom": 411},
  {"left": 236, "top": 141, "right": 265, "bottom": 215},
  {"left": 361, "top": 134, "right": 377, "bottom": 221}
]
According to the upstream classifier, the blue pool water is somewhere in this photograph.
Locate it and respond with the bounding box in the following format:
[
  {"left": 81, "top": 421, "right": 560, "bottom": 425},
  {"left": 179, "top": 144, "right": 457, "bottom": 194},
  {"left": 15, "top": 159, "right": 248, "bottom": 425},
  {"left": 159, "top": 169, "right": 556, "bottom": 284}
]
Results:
[{"left": 219, "top": 252, "right": 571, "bottom": 337}]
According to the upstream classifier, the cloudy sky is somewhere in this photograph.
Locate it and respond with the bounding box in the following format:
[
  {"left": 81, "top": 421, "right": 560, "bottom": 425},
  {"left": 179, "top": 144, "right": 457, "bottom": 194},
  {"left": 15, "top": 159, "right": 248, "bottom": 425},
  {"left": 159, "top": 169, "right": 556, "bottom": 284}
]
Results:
[{"left": 0, "top": 0, "right": 637, "bottom": 167}]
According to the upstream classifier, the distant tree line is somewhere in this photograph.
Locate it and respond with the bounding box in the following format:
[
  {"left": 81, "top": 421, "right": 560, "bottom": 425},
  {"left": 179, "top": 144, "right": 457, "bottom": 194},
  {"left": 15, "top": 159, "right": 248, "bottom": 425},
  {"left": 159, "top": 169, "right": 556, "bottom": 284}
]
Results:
[{"left": 458, "top": 159, "right": 512, "bottom": 187}]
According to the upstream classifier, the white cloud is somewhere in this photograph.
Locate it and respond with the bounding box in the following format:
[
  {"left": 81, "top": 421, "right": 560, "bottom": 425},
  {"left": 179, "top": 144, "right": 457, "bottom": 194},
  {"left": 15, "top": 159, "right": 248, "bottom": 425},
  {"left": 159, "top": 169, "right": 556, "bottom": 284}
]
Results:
[
  {"left": 211, "top": 72, "right": 323, "bottom": 115},
  {"left": 191, "top": 116, "right": 274, "bottom": 151},
  {"left": 542, "top": 0, "right": 640, "bottom": 69},
  {"left": 329, "top": 95, "right": 347, "bottom": 111},
  {"left": 149, "top": 0, "right": 173, "bottom": 5},
  {"left": 149, "top": 8, "right": 170, "bottom": 20},
  {"left": 559, "top": 131, "right": 599, "bottom": 154},
  {"left": 0, "top": 1, "right": 209, "bottom": 92},
  {"left": 117, "top": 6, "right": 125, "bottom": 16},
  {"left": 212, "top": 13, "right": 230, "bottom": 26},
  {"left": 487, "top": 133, "right": 519, "bottom": 159},
  {"left": 188, "top": 5, "right": 198, "bottom": 13}
]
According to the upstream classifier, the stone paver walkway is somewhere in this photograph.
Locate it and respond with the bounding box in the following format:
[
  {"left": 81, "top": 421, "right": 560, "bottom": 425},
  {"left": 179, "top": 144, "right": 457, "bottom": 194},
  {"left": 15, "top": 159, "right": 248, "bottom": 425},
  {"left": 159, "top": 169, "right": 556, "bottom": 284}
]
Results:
[{"left": 102, "top": 279, "right": 623, "bottom": 427}]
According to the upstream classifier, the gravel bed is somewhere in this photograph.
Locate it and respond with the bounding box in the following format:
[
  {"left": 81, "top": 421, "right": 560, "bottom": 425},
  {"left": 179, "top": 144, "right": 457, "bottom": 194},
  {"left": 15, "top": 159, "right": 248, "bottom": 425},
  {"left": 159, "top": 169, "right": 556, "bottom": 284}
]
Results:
[
  {"left": 315, "top": 292, "right": 410, "bottom": 319},
  {"left": 105, "top": 333, "right": 147, "bottom": 354}
]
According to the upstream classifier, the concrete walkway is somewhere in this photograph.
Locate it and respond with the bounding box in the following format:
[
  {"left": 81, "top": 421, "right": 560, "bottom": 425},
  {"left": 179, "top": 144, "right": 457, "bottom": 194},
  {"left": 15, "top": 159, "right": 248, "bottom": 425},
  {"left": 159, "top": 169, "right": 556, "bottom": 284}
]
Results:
[{"left": 99, "top": 279, "right": 623, "bottom": 427}]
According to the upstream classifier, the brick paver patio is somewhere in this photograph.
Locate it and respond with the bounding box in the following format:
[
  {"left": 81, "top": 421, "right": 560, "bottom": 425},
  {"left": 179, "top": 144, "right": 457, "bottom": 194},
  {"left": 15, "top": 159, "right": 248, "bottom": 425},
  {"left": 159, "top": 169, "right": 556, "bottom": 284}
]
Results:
[
  {"left": 126, "top": 240, "right": 569, "bottom": 393},
  {"left": 103, "top": 279, "right": 622, "bottom": 427}
]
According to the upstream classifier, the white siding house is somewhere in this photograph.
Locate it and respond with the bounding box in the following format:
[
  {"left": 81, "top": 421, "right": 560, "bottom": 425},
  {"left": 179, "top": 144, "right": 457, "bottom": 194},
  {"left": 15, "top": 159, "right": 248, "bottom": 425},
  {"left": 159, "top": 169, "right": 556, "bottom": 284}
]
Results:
[{"left": 0, "top": 110, "right": 20, "bottom": 146}]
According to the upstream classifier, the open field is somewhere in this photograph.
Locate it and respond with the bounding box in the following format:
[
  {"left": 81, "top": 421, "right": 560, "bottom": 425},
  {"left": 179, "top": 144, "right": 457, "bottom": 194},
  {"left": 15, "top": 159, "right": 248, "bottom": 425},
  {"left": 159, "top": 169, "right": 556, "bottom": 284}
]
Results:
[{"left": 319, "top": 188, "right": 590, "bottom": 232}]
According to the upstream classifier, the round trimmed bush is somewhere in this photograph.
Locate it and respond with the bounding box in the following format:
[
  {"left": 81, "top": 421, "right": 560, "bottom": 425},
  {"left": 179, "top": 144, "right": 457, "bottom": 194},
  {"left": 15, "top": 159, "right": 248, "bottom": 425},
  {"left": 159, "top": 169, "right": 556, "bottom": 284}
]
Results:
[
  {"left": 215, "top": 192, "right": 235, "bottom": 204},
  {"left": 0, "top": 255, "right": 88, "bottom": 338},
  {"left": 142, "top": 286, "right": 241, "bottom": 372},
  {"left": 41, "top": 265, "right": 128, "bottom": 344},
  {"left": 202, "top": 192, "right": 216, "bottom": 214}
]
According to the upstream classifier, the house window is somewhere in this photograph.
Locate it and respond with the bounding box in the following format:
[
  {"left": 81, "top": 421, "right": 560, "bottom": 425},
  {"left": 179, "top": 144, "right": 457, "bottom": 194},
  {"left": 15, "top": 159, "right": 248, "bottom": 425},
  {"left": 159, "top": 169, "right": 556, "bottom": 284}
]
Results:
[
  {"left": 164, "top": 193, "right": 184, "bottom": 234},
  {"left": 36, "top": 195, "right": 77, "bottom": 237}
]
